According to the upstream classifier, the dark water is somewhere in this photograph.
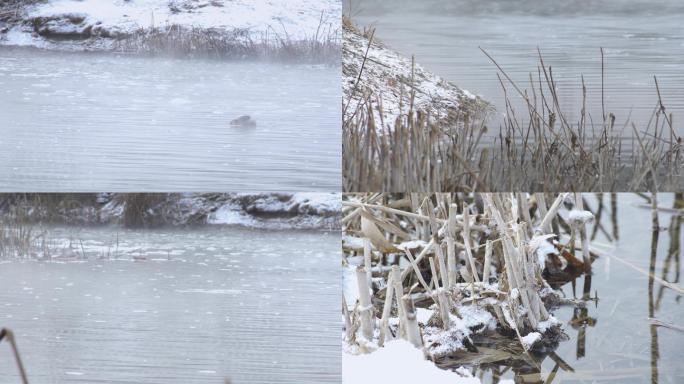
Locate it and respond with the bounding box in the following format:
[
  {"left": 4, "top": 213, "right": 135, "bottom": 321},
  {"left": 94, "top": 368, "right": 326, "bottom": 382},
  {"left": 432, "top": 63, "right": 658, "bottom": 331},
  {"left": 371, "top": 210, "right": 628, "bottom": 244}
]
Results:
[
  {"left": 350, "top": 0, "right": 684, "bottom": 132},
  {"left": 0, "top": 226, "right": 340, "bottom": 383},
  {"left": 441, "top": 193, "right": 684, "bottom": 383},
  {"left": 0, "top": 47, "right": 341, "bottom": 191}
]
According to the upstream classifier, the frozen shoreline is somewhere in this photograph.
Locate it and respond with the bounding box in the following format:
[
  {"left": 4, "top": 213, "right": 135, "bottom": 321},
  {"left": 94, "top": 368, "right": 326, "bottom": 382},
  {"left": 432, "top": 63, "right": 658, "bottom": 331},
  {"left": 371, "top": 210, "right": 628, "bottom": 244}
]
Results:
[
  {"left": 0, "top": 0, "right": 340, "bottom": 60},
  {"left": 0, "top": 193, "right": 341, "bottom": 230}
]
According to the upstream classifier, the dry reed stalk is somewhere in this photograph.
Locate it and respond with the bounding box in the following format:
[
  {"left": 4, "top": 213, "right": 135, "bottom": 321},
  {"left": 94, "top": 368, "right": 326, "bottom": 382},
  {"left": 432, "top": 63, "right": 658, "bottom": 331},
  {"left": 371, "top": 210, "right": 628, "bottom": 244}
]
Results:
[
  {"left": 355, "top": 266, "right": 374, "bottom": 340},
  {"left": 343, "top": 295, "right": 353, "bottom": 341},
  {"left": 378, "top": 270, "right": 395, "bottom": 346},
  {"left": 446, "top": 204, "right": 459, "bottom": 288},
  {"left": 483, "top": 240, "right": 493, "bottom": 283},
  {"left": 390, "top": 266, "right": 407, "bottom": 338},
  {"left": 343, "top": 47, "right": 681, "bottom": 192},
  {"left": 0, "top": 328, "right": 29, "bottom": 384},
  {"left": 402, "top": 295, "right": 424, "bottom": 349}
]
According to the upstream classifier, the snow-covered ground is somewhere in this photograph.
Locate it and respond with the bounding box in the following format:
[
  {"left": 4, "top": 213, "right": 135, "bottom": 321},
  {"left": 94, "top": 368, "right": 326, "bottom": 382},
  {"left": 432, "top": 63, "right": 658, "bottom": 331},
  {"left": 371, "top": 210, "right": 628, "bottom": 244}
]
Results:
[
  {"left": 206, "top": 192, "right": 341, "bottom": 229},
  {"left": 1, "top": 0, "right": 340, "bottom": 50},
  {"left": 343, "top": 340, "right": 486, "bottom": 384},
  {"left": 343, "top": 20, "right": 489, "bottom": 128}
]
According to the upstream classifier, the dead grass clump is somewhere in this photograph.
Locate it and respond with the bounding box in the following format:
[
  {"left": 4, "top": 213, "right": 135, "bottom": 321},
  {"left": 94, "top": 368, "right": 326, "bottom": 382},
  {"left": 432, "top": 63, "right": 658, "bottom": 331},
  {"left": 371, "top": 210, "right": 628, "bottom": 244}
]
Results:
[
  {"left": 0, "top": 193, "right": 99, "bottom": 224},
  {"left": 116, "top": 193, "right": 171, "bottom": 228},
  {"left": 114, "top": 22, "right": 341, "bottom": 64}
]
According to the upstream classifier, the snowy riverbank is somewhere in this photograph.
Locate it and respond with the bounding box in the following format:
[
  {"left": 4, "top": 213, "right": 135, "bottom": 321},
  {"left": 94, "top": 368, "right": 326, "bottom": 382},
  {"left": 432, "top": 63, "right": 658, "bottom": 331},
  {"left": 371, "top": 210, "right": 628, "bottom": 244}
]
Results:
[
  {"left": 0, "top": 0, "right": 340, "bottom": 60},
  {"left": 342, "top": 18, "right": 490, "bottom": 128},
  {"left": 0, "top": 193, "right": 341, "bottom": 230}
]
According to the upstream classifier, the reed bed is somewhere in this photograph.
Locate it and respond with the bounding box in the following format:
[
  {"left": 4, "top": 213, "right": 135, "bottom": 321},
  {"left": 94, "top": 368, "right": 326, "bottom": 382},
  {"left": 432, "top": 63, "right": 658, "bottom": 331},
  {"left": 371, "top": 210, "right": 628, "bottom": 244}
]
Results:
[
  {"left": 114, "top": 22, "right": 341, "bottom": 63},
  {"left": 343, "top": 193, "right": 600, "bottom": 371},
  {"left": 0, "top": 0, "right": 44, "bottom": 24},
  {"left": 343, "top": 47, "right": 682, "bottom": 191}
]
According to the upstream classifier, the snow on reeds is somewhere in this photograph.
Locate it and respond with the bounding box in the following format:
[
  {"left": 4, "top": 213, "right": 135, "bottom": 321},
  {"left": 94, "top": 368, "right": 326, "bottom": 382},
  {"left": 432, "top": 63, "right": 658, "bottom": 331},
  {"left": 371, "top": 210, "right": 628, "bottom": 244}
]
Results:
[
  {"left": 342, "top": 193, "right": 601, "bottom": 378},
  {"left": 343, "top": 38, "right": 681, "bottom": 191}
]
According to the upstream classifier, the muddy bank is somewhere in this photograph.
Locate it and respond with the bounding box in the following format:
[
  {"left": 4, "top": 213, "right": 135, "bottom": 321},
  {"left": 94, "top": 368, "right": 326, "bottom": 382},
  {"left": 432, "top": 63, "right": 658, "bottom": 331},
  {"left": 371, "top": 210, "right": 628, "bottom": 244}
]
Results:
[{"left": 0, "top": 193, "right": 341, "bottom": 230}]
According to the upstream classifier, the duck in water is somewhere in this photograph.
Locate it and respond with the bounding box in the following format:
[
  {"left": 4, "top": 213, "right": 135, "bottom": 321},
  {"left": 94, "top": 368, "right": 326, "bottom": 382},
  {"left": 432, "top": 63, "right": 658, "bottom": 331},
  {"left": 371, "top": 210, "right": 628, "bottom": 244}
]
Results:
[{"left": 230, "top": 115, "right": 256, "bottom": 128}]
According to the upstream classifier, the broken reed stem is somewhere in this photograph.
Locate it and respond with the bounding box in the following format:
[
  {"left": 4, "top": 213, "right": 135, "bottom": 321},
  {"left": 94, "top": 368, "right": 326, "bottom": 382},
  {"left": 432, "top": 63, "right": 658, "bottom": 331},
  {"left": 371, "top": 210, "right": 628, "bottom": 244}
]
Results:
[
  {"left": 356, "top": 266, "right": 374, "bottom": 340},
  {"left": 446, "top": 204, "right": 458, "bottom": 288},
  {"left": 378, "top": 269, "right": 395, "bottom": 347},
  {"left": 391, "top": 266, "right": 407, "bottom": 338},
  {"left": 483, "top": 194, "right": 539, "bottom": 328},
  {"left": 343, "top": 295, "right": 353, "bottom": 341},
  {"left": 462, "top": 202, "right": 480, "bottom": 282},
  {"left": 430, "top": 210, "right": 450, "bottom": 288},
  {"left": 538, "top": 193, "right": 568, "bottom": 235},
  {"left": 429, "top": 256, "right": 440, "bottom": 289},
  {"left": 404, "top": 247, "right": 433, "bottom": 295},
  {"left": 435, "top": 288, "right": 451, "bottom": 329},
  {"left": 535, "top": 193, "right": 550, "bottom": 234},
  {"left": 0, "top": 328, "right": 29, "bottom": 384},
  {"left": 575, "top": 193, "right": 591, "bottom": 268},
  {"left": 402, "top": 295, "right": 424, "bottom": 349},
  {"left": 363, "top": 238, "right": 373, "bottom": 290},
  {"left": 483, "top": 240, "right": 493, "bottom": 283}
]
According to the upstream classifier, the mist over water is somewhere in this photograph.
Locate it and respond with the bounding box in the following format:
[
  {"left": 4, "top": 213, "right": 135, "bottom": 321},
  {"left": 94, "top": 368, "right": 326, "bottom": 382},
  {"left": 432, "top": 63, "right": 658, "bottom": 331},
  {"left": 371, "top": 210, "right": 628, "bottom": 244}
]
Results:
[
  {"left": 0, "top": 48, "right": 341, "bottom": 191},
  {"left": 349, "top": 0, "right": 684, "bottom": 132},
  {"left": 0, "top": 226, "right": 341, "bottom": 383}
]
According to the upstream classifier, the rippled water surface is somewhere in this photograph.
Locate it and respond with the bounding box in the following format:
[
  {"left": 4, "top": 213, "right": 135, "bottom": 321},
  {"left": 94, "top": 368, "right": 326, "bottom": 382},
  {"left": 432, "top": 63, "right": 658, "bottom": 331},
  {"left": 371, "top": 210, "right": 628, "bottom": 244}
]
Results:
[
  {"left": 0, "top": 226, "right": 340, "bottom": 383},
  {"left": 350, "top": 0, "right": 684, "bottom": 131},
  {"left": 0, "top": 48, "right": 340, "bottom": 191}
]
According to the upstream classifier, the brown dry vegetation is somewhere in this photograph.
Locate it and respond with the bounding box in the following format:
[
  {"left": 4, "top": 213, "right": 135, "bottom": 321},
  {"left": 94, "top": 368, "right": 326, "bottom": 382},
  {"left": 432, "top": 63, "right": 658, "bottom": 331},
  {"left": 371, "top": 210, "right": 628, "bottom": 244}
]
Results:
[{"left": 343, "top": 26, "right": 682, "bottom": 192}]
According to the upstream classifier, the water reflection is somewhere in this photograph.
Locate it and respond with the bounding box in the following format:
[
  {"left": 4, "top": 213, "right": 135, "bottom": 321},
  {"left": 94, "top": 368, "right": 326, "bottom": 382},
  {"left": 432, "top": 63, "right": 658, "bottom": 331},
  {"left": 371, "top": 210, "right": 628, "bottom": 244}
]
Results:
[{"left": 436, "top": 193, "right": 684, "bottom": 383}]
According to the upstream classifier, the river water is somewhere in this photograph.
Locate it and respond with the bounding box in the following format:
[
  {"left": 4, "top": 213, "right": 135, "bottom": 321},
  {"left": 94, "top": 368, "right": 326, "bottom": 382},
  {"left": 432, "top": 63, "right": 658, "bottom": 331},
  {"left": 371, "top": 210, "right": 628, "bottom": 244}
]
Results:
[
  {"left": 350, "top": 0, "right": 684, "bottom": 132},
  {"left": 0, "top": 47, "right": 340, "bottom": 191},
  {"left": 0, "top": 226, "right": 340, "bottom": 383}
]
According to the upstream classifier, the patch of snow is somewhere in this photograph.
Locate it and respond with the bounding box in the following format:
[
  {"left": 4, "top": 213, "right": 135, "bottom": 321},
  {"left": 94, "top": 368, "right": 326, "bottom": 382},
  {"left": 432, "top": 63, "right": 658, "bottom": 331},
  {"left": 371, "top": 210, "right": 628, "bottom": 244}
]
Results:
[
  {"left": 397, "top": 239, "right": 429, "bottom": 250},
  {"left": 458, "top": 304, "right": 496, "bottom": 331},
  {"left": 416, "top": 307, "right": 434, "bottom": 325},
  {"left": 30, "top": 0, "right": 339, "bottom": 40},
  {"left": 537, "top": 315, "right": 561, "bottom": 333},
  {"left": 520, "top": 332, "right": 541, "bottom": 350},
  {"left": 423, "top": 304, "right": 495, "bottom": 357},
  {"left": 2, "top": 0, "right": 340, "bottom": 51},
  {"left": 343, "top": 235, "right": 365, "bottom": 250},
  {"left": 2, "top": 26, "right": 46, "bottom": 47},
  {"left": 207, "top": 203, "right": 257, "bottom": 226},
  {"left": 567, "top": 210, "right": 595, "bottom": 227},
  {"left": 290, "top": 192, "right": 342, "bottom": 216},
  {"left": 343, "top": 340, "right": 481, "bottom": 384},
  {"left": 528, "top": 234, "right": 557, "bottom": 266}
]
